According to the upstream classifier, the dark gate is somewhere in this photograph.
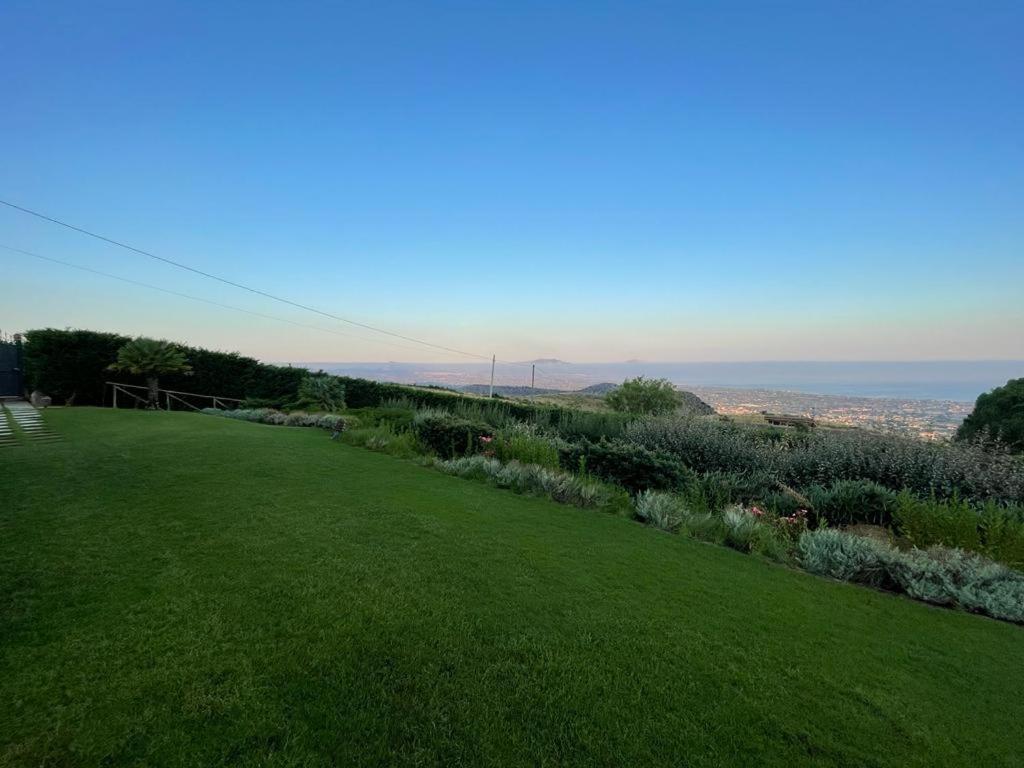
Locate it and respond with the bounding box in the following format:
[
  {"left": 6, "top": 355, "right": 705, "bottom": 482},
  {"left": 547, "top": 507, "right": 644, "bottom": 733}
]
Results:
[{"left": 0, "top": 338, "right": 23, "bottom": 396}]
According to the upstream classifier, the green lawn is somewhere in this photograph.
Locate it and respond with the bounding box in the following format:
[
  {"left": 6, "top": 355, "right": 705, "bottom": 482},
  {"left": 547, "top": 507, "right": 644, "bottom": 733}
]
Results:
[{"left": 2, "top": 409, "right": 1022, "bottom": 767}]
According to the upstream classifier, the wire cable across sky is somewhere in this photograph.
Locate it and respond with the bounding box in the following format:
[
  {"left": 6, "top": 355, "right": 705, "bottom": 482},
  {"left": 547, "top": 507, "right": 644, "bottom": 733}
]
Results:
[
  {"left": 0, "top": 244, "right": 466, "bottom": 359},
  {"left": 0, "top": 198, "right": 545, "bottom": 372}
]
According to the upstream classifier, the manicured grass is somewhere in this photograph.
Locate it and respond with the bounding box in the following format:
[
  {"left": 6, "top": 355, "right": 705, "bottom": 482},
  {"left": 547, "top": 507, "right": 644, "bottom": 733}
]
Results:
[{"left": 2, "top": 408, "right": 1022, "bottom": 767}]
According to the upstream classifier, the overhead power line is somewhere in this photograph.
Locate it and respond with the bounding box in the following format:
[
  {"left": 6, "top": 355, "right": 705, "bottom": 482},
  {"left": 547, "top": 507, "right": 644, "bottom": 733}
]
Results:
[
  {"left": 0, "top": 244, "right": 449, "bottom": 357},
  {"left": 0, "top": 198, "right": 539, "bottom": 369}
]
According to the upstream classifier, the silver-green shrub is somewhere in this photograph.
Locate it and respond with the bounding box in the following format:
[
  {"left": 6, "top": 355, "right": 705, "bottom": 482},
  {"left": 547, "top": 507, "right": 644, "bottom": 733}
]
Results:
[
  {"left": 722, "top": 506, "right": 763, "bottom": 553},
  {"left": 202, "top": 407, "right": 355, "bottom": 432},
  {"left": 797, "top": 530, "right": 1024, "bottom": 623},
  {"left": 635, "top": 491, "right": 685, "bottom": 532},
  {"left": 797, "top": 529, "right": 895, "bottom": 587},
  {"left": 888, "top": 547, "right": 1024, "bottom": 622},
  {"left": 625, "top": 415, "right": 1024, "bottom": 504},
  {"left": 435, "top": 456, "right": 620, "bottom": 510}
]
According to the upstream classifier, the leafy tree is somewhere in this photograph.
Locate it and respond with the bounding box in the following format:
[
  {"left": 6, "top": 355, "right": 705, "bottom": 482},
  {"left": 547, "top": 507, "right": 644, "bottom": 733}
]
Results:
[
  {"left": 108, "top": 338, "right": 191, "bottom": 409},
  {"left": 956, "top": 378, "right": 1024, "bottom": 453},
  {"left": 296, "top": 374, "right": 346, "bottom": 412},
  {"left": 605, "top": 376, "right": 682, "bottom": 416}
]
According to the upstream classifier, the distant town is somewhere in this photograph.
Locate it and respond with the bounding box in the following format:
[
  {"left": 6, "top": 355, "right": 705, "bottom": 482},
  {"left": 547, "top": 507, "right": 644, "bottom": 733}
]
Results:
[{"left": 686, "top": 387, "right": 973, "bottom": 439}]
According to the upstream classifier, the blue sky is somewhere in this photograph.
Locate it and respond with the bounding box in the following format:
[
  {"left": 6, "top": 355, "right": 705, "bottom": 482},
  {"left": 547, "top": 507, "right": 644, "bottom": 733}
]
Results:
[{"left": 1, "top": 1, "right": 1022, "bottom": 363}]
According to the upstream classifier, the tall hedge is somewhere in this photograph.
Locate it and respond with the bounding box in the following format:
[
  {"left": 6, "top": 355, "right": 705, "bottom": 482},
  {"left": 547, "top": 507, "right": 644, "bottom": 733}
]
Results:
[
  {"left": 23, "top": 329, "right": 129, "bottom": 405},
  {"left": 23, "top": 328, "right": 306, "bottom": 406}
]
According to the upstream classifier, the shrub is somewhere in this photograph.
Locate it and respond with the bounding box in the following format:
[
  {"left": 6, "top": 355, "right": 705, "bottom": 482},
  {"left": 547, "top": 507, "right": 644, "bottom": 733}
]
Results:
[
  {"left": 492, "top": 425, "right": 561, "bottom": 470},
  {"left": 342, "top": 424, "right": 420, "bottom": 458},
  {"left": 435, "top": 456, "right": 628, "bottom": 511},
  {"left": 553, "top": 409, "right": 632, "bottom": 442},
  {"left": 956, "top": 377, "right": 1024, "bottom": 453},
  {"left": 978, "top": 503, "right": 1024, "bottom": 570},
  {"left": 605, "top": 376, "right": 682, "bottom": 415},
  {"left": 892, "top": 492, "right": 981, "bottom": 552},
  {"left": 677, "top": 471, "right": 777, "bottom": 514},
  {"left": 887, "top": 547, "right": 1024, "bottom": 622},
  {"left": 412, "top": 410, "right": 492, "bottom": 459},
  {"left": 680, "top": 511, "right": 726, "bottom": 544},
  {"left": 559, "top": 439, "right": 691, "bottom": 493},
  {"left": 805, "top": 480, "right": 898, "bottom": 527},
  {"left": 202, "top": 407, "right": 356, "bottom": 433},
  {"left": 797, "top": 529, "right": 896, "bottom": 587},
  {"left": 295, "top": 375, "right": 346, "bottom": 412},
  {"left": 721, "top": 506, "right": 762, "bottom": 553},
  {"left": 634, "top": 491, "right": 685, "bottom": 532},
  {"left": 626, "top": 415, "right": 1024, "bottom": 504}
]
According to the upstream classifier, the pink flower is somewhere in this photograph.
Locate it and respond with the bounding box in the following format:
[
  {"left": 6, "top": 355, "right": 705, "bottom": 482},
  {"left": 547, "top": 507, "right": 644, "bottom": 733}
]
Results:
[{"left": 479, "top": 435, "right": 493, "bottom": 443}]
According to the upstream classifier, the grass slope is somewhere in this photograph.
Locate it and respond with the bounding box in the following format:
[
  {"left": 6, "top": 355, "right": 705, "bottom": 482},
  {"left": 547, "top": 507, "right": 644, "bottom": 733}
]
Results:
[{"left": 2, "top": 409, "right": 1022, "bottom": 767}]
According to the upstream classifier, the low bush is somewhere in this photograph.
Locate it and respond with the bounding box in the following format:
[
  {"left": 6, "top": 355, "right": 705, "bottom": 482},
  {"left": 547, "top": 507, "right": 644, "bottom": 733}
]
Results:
[
  {"left": 892, "top": 493, "right": 1024, "bottom": 570},
  {"left": 436, "top": 455, "right": 629, "bottom": 512},
  {"left": 887, "top": 547, "right": 1024, "bottom": 622},
  {"left": 492, "top": 425, "right": 561, "bottom": 470},
  {"left": 201, "top": 408, "right": 356, "bottom": 433},
  {"left": 805, "top": 480, "right": 898, "bottom": 527},
  {"left": 797, "top": 529, "right": 896, "bottom": 588},
  {"left": 892, "top": 492, "right": 981, "bottom": 552},
  {"left": 341, "top": 424, "right": 420, "bottom": 458},
  {"left": 559, "top": 438, "right": 691, "bottom": 493},
  {"left": 978, "top": 503, "right": 1024, "bottom": 570},
  {"left": 412, "top": 410, "right": 492, "bottom": 459},
  {"left": 348, "top": 404, "right": 417, "bottom": 431},
  {"left": 797, "top": 529, "right": 1024, "bottom": 623},
  {"left": 634, "top": 491, "right": 685, "bottom": 532},
  {"left": 625, "top": 415, "right": 1024, "bottom": 504}
]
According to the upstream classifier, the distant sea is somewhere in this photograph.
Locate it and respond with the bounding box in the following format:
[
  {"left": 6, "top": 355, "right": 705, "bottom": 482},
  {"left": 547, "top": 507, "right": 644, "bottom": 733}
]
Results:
[{"left": 291, "top": 360, "right": 1024, "bottom": 403}]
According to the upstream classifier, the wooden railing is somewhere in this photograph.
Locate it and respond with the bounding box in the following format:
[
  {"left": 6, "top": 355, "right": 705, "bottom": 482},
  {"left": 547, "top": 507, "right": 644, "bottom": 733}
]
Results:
[{"left": 106, "top": 381, "right": 244, "bottom": 411}]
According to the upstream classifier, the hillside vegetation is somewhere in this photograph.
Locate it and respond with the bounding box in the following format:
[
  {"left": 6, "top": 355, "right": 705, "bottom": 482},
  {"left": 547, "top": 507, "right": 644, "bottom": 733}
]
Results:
[{"left": 2, "top": 408, "right": 1023, "bottom": 767}]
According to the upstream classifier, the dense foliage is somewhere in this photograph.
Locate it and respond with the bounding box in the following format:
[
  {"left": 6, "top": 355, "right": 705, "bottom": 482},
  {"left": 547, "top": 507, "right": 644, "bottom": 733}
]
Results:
[
  {"left": 605, "top": 376, "right": 682, "bottom": 415},
  {"left": 295, "top": 374, "right": 346, "bottom": 412},
  {"left": 24, "top": 328, "right": 306, "bottom": 405},
  {"left": 108, "top": 338, "right": 191, "bottom": 408},
  {"left": 411, "top": 410, "right": 493, "bottom": 459},
  {"left": 558, "top": 438, "right": 690, "bottom": 493},
  {"left": 201, "top": 407, "right": 356, "bottom": 432},
  {"left": 798, "top": 529, "right": 1024, "bottom": 623},
  {"left": 957, "top": 377, "right": 1024, "bottom": 453},
  {"left": 625, "top": 415, "right": 1024, "bottom": 503}
]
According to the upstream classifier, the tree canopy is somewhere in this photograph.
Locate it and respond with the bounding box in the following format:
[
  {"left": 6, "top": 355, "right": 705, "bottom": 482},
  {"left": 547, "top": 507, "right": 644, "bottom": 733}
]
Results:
[
  {"left": 605, "top": 376, "right": 681, "bottom": 416},
  {"left": 956, "top": 378, "right": 1024, "bottom": 452}
]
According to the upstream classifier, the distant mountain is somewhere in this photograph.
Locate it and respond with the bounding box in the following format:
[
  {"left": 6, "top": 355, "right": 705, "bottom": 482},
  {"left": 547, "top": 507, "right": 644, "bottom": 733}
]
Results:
[
  {"left": 678, "top": 390, "right": 716, "bottom": 416},
  {"left": 526, "top": 358, "right": 569, "bottom": 365}
]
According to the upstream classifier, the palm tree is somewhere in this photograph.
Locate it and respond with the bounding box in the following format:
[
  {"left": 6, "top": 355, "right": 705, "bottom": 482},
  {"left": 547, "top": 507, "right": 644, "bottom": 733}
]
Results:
[{"left": 109, "top": 338, "right": 191, "bottom": 409}]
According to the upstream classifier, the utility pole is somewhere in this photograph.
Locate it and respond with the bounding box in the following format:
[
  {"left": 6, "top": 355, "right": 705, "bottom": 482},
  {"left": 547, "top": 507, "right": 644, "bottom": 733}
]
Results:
[
  {"left": 531, "top": 364, "right": 535, "bottom": 389},
  {"left": 489, "top": 354, "right": 495, "bottom": 398}
]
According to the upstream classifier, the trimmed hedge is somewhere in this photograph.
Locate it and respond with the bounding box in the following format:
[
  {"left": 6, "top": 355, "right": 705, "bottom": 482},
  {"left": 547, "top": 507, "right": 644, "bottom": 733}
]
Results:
[{"left": 23, "top": 328, "right": 306, "bottom": 405}]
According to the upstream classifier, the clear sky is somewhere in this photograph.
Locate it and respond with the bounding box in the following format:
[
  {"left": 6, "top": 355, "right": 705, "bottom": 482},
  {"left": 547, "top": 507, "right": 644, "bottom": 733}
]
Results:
[{"left": 1, "top": 1, "right": 1022, "bottom": 364}]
